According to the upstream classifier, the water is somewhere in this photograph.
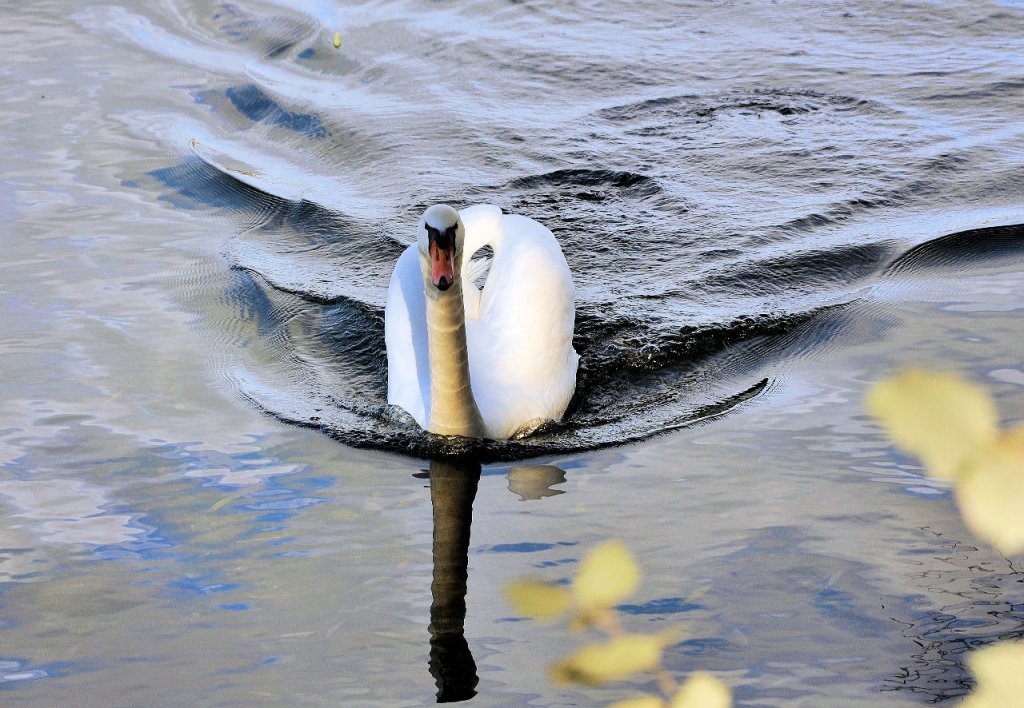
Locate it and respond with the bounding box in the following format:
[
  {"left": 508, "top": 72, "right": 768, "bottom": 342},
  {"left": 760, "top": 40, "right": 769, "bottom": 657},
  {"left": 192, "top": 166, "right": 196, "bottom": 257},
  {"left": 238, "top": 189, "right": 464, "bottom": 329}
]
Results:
[{"left": 2, "top": 0, "right": 1024, "bottom": 704}]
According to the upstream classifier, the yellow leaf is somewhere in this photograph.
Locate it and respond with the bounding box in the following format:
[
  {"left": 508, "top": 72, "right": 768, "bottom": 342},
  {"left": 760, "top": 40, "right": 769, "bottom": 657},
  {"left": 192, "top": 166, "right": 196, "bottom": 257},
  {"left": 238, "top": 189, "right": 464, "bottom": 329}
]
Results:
[
  {"left": 962, "top": 642, "right": 1024, "bottom": 708},
  {"left": 866, "top": 370, "right": 998, "bottom": 479},
  {"left": 573, "top": 540, "right": 640, "bottom": 611},
  {"left": 671, "top": 673, "right": 731, "bottom": 708},
  {"left": 333, "top": 32, "right": 341, "bottom": 49},
  {"left": 550, "top": 633, "right": 667, "bottom": 686},
  {"left": 611, "top": 696, "right": 665, "bottom": 708},
  {"left": 956, "top": 436, "right": 1024, "bottom": 554},
  {"left": 504, "top": 580, "right": 571, "bottom": 621},
  {"left": 208, "top": 496, "right": 234, "bottom": 512}
]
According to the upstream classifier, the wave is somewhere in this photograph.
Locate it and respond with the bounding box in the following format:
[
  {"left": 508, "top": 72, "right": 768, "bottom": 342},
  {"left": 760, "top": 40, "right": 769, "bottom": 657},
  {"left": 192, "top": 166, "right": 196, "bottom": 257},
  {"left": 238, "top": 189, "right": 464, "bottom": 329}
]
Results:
[{"left": 149, "top": 124, "right": 1024, "bottom": 459}]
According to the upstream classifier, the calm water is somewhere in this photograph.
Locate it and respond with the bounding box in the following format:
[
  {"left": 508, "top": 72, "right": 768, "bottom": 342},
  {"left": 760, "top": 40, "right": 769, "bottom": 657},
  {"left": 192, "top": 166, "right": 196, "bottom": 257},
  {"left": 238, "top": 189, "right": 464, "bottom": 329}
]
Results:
[{"left": 3, "top": 0, "right": 1024, "bottom": 704}]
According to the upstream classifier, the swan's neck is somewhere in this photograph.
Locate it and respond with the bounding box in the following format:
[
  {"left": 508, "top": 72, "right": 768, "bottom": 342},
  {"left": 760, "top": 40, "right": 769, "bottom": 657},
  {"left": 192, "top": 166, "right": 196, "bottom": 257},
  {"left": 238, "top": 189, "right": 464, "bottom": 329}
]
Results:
[{"left": 424, "top": 255, "right": 486, "bottom": 438}]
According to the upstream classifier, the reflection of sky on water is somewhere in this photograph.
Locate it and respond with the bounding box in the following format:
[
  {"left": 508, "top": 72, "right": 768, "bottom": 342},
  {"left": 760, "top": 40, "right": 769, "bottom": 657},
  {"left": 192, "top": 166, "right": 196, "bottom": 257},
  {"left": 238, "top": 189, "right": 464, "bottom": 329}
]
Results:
[{"left": 0, "top": 480, "right": 144, "bottom": 547}]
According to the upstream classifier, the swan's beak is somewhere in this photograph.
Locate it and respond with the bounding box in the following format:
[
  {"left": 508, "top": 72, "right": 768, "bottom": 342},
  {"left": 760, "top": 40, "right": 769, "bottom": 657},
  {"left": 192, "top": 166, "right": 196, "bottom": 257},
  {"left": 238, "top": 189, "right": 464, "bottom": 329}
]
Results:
[{"left": 430, "top": 240, "right": 456, "bottom": 291}]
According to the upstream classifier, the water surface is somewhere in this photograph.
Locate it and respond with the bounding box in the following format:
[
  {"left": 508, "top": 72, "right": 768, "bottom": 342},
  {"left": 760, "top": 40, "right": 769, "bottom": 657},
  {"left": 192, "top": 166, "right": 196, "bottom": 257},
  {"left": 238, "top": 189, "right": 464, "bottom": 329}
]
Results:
[{"left": 2, "top": 0, "right": 1024, "bottom": 704}]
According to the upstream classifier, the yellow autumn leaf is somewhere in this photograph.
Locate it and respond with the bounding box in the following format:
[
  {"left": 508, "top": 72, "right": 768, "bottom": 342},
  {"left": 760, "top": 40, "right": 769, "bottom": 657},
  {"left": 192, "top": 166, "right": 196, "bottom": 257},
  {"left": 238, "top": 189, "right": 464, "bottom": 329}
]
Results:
[
  {"left": 504, "top": 580, "right": 572, "bottom": 621},
  {"left": 333, "top": 32, "right": 341, "bottom": 49},
  {"left": 866, "top": 370, "right": 999, "bottom": 479},
  {"left": 611, "top": 696, "right": 665, "bottom": 708},
  {"left": 573, "top": 540, "right": 640, "bottom": 611},
  {"left": 671, "top": 672, "right": 731, "bottom": 708},
  {"left": 962, "top": 642, "right": 1024, "bottom": 708},
  {"left": 955, "top": 435, "right": 1024, "bottom": 554},
  {"left": 550, "top": 633, "right": 667, "bottom": 686}
]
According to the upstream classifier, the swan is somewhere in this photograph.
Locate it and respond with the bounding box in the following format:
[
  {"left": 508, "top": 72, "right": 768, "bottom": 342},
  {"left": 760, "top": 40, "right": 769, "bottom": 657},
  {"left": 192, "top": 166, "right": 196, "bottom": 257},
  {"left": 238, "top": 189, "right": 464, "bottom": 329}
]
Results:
[{"left": 385, "top": 204, "right": 578, "bottom": 439}]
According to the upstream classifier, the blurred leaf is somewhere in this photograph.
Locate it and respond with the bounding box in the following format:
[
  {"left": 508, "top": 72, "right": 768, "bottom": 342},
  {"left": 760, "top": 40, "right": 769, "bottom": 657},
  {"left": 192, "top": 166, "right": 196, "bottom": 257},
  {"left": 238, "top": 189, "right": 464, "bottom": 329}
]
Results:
[
  {"left": 333, "top": 32, "right": 341, "bottom": 49},
  {"left": 866, "top": 370, "right": 998, "bottom": 479},
  {"left": 611, "top": 696, "right": 665, "bottom": 708},
  {"left": 962, "top": 642, "right": 1024, "bottom": 708},
  {"left": 956, "top": 434, "right": 1024, "bottom": 554},
  {"left": 671, "top": 672, "right": 731, "bottom": 708},
  {"left": 573, "top": 540, "right": 640, "bottom": 611},
  {"left": 551, "top": 633, "right": 667, "bottom": 685},
  {"left": 505, "top": 580, "right": 572, "bottom": 621}
]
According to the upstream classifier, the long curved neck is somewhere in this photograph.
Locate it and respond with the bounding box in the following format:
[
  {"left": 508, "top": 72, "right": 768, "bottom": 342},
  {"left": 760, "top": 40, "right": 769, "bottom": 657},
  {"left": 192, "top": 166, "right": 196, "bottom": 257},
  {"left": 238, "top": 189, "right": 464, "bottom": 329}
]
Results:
[{"left": 424, "top": 255, "right": 486, "bottom": 438}]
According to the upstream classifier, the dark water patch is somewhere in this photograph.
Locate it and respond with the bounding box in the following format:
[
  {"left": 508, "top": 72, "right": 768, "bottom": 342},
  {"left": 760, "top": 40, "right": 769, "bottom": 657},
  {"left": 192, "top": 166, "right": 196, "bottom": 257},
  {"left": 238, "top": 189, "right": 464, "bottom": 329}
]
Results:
[
  {"left": 885, "top": 222, "right": 1024, "bottom": 275},
  {"left": 148, "top": 155, "right": 287, "bottom": 216},
  {"left": 702, "top": 243, "right": 893, "bottom": 297},
  {"left": 193, "top": 85, "right": 327, "bottom": 138},
  {"left": 923, "top": 79, "right": 1024, "bottom": 102},
  {"left": 775, "top": 198, "right": 900, "bottom": 234},
  {"left": 502, "top": 169, "right": 662, "bottom": 198},
  {"left": 619, "top": 597, "right": 703, "bottom": 615},
  {"left": 596, "top": 88, "right": 868, "bottom": 125},
  {"left": 225, "top": 85, "right": 326, "bottom": 137}
]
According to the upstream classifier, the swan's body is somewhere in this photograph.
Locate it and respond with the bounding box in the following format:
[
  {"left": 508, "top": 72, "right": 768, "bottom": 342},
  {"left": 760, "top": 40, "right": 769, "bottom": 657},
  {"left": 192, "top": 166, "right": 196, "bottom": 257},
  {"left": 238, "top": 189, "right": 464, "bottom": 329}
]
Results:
[{"left": 385, "top": 204, "right": 578, "bottom": 440}]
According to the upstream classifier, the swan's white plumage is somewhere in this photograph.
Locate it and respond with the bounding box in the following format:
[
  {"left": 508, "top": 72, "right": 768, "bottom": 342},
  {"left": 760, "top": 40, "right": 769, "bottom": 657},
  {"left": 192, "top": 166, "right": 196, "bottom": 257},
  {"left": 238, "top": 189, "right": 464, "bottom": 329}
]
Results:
[{"left": 385, "top": 204, "right": 578, "bottom": 439}]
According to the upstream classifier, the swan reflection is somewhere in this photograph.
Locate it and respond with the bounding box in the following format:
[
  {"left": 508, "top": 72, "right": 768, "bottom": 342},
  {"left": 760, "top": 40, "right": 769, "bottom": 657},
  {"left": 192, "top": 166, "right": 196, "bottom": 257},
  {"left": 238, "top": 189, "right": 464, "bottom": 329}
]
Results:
[
  {"left": 424, "top": 458, "right": 567, "bottom": 702},
  {"left": 427, "top": 458, "right": 481, "bottom": 702},
  {"left": 506, "top": 465, "right": 567, "bottom": 501}
]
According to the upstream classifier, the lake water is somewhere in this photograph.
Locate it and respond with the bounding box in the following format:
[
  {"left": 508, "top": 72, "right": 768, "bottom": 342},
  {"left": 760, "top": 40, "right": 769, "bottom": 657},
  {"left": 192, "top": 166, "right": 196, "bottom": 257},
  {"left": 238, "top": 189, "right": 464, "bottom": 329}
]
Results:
[{"left": 2, "top": 0, "right": 1024, "bottom": 704}]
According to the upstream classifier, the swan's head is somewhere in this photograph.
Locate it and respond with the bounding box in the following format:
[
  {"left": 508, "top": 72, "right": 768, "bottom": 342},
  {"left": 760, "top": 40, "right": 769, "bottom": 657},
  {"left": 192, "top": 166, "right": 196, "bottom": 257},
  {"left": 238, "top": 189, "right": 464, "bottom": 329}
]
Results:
[{"left": 418, "top": 204, "right": 464, "bottom": 292}]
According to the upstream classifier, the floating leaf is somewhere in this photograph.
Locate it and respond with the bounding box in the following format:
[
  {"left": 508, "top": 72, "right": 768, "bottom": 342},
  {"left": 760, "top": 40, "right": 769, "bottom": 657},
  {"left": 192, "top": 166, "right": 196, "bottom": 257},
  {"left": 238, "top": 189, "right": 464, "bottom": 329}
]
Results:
[
  {"left": 573, "top": 540, "right": 640, "bottom": 611},
  {"left": 671, "top": 673, "right": 731, "bottom": 708},
  {"left": 333, "top": 32, "right": 341, "bottom": 49},
  {"left": 866, "top": 370, "right": 998, "bottom": 479},
  {"left": 956, "top": 435, "right": 1024, "bottom": 554},
  {"left": 208, "top": 496, "right": 234, "bottom": 512},
  {"left": 505, "top": 580, "right": 572, "bottom": 621},
  {"left": 611, "top": 696, "right": 665, "bottom": 708},
  {"left": 551, "top": 633, "right": 667, "bottom": 686},
  {"left": 962, "top": 642, "right": 1024, "bottom": 707}
]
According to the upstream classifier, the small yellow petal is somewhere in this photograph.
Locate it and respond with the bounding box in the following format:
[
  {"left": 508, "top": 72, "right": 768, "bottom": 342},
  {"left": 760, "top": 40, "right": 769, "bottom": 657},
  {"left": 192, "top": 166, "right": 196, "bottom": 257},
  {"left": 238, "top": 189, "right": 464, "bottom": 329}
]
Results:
[
  {"left": 962, "top": 642, "right": 1024, "bottom": 708},
  {"left": 573, "top": 540, "right": 640, "bottom": 611},
  {"left": 956, "top": 437, "right": 1024, "bottom": 554},
  {"left": 671, "top": 673, "right": 731, "bottom": 708},
  {"left": 504, "top": 580, "right": 572, "bottom": 621},
  {"left": 550, "top": 633, "right": 667, "bottom": 686},
  {"left": 611, "top": 696, "right": 665, "bottom": 708},
  {"left": 866, "top": 370, "right": 999, "bottom": 479},
  {"left": 333, "top": 32, "right": 341, "bottom": 49}
]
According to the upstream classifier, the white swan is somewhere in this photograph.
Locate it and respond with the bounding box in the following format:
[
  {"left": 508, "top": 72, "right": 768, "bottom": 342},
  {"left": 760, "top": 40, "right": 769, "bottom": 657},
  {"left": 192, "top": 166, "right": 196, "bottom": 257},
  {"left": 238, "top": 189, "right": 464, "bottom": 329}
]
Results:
[{"left": 385, "top": 204, "right": 578, "bottom": 440}]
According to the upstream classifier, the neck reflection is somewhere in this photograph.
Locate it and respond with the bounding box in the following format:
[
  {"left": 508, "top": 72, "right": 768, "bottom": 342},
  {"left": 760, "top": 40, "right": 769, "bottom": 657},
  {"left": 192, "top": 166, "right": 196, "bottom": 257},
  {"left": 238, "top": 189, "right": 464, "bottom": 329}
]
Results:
[{"left": 427, "top": 457, "right": 481, "bottom": 703}]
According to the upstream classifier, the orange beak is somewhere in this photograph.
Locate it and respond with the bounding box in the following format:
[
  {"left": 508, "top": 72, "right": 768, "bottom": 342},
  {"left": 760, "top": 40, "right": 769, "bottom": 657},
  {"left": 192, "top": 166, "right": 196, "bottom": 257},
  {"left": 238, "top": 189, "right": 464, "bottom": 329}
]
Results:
[{"left": 430, "top": 240, "right": 455, "bottom": 291}]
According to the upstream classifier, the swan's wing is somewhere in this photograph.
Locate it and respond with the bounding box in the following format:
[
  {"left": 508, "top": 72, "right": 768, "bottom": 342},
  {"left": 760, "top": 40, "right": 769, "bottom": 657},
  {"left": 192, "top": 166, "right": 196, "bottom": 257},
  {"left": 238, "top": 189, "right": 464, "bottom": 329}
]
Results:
[
  {"left": 459, "top": 204, "right": 502, "bottom": 319},
  {"left": 384, "top": 244, "right": 430, "bottom": 427},
  {"left": 468, "top": 213, "right": 579, "bottom": 437}
]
